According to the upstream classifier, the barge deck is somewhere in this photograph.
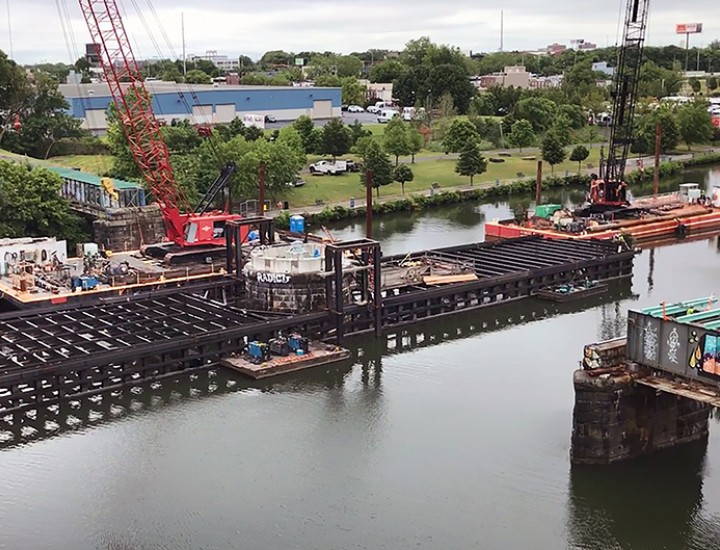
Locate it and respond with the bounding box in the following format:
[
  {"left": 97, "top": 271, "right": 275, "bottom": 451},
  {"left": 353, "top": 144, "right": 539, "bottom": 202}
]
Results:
[{"left": 0, "top": 236, "right": 634, "bottom": 415}]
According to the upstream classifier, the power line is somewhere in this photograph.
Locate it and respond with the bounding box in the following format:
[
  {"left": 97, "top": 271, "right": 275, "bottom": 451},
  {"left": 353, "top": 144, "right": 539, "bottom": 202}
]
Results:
[{"left": 6, "top": 0, "right": 14, "bottom": 58}]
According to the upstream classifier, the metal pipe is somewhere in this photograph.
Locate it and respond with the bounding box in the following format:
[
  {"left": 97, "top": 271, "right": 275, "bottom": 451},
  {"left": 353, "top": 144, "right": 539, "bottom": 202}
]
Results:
[
  {"left": 535, "top": 160, "right": 542, "bottom": 206},
  {"left": 653, "top": 123, "right": 661, "bottom": 198},
  {"left": 365, "top": 169, "right": 373, "bottom": 239},
  {"left": 258, "top": 162, "right": 266, "bottom": 217}
]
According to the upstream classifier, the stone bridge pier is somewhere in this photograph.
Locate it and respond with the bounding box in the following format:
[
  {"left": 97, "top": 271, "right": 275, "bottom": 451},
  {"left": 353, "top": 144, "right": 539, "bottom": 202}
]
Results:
[{"left": 572, "top": 299, "right": 720, "bottom": 465}]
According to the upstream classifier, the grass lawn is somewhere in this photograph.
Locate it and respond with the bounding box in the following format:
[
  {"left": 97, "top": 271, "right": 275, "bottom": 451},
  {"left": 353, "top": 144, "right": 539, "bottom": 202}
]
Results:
[
  {"left": 287, "top": 147, "right": 605, "bottom": 207},
  {"left": 48, "top": 154, "right": 114, "bottom": 175}
]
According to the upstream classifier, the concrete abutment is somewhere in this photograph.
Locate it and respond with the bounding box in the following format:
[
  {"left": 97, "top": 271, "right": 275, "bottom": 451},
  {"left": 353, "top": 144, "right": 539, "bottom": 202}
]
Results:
[{"left": 571, "top": 341, "right": 710, "bottom": 465}]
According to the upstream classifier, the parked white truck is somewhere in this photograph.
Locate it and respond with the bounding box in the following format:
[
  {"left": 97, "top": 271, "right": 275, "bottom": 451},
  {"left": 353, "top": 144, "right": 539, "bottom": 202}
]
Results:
[{"left": 309, "top": 160, "right": 348, "bottom": 175}]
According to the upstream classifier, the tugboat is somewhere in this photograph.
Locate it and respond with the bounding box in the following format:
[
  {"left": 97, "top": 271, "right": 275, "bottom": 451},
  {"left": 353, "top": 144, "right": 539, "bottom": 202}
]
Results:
[{"left": 535, "top": 279, "right": 609, "bottom": 303}]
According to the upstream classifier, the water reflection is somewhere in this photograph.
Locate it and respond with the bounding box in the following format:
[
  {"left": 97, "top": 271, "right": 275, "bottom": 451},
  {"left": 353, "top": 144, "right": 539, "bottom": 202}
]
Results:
[
  {"left": 0, "top": 280, "right": 634, "bottom": 451},
  {"left": 567, "top": 442, "right": 720, "bottom": 550}
]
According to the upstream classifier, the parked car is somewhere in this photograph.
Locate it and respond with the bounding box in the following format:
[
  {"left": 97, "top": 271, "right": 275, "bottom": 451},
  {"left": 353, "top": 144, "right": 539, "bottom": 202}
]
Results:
[
  {"left": 264, "top": 114, "right": 277, "bottom": 123},
  {"left": 377, "top": 109, "right": 400, "bottom": 124},
  {"left": 366, "top": 104, "right": 380, "bottom": 114},
  {"left": 347, "top": 105, "right": 364, "bottom": 113},
  {"left": 286, "top": 176, "right": 305, "bottom": 187},
  {"left": 341, "top": 104, "right": 349, "bottom": 111}
]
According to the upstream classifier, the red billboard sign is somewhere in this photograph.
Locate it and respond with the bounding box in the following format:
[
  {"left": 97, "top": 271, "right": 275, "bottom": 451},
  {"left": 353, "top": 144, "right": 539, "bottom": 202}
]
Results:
[{"left": 676, "top": 23, "right": 703, "bottom": 34}]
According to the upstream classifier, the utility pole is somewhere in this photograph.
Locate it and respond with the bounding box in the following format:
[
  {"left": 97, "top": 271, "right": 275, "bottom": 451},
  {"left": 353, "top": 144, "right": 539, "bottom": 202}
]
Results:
[
  {"left": 181, "top": 12, "right": 187, "bottom": 77},
  {"left": 500, "top": 10, "right": 504, "bottom": 52}
]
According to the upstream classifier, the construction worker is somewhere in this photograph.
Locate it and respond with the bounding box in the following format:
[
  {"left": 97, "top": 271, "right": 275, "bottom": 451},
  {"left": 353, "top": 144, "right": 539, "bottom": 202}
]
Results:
[{"left": 589, "top": 174, "right": 600, "bottom": 203}]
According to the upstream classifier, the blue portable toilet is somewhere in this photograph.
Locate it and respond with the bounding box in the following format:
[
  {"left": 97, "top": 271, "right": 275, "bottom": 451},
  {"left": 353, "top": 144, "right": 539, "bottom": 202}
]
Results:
[{"left": 289, "top": 215, "right": 305, "bottom": 234}]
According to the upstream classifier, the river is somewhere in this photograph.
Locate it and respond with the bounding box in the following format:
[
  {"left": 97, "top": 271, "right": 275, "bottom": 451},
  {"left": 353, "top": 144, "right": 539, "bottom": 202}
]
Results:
[{"left": 1, "top": 168, "right": 720, "bottom": 550}]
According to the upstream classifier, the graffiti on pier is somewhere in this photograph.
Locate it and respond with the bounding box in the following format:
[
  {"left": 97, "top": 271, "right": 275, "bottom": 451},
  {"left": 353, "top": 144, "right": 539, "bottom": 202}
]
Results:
[
  {"left": 642, "top": 319, "right": 659, "bottom": 363},
  {"left": 688, "top": 330, "right": 720, "bottom": 377},
  {"left": 666, "top": 327, "right": 680, "bottom": 364}
]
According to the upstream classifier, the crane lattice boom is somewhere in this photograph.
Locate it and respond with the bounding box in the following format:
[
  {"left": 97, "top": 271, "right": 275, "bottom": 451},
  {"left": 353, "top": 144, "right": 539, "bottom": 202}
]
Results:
[
  {"left": 604, "top": 0, "right": 650, "bottom": 185},
  {"left": 78, "top": 0, "right": 192, "bottom": 243}
]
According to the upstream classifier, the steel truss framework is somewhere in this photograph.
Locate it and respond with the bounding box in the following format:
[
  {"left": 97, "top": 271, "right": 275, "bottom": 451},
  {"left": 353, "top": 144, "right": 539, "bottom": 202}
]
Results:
[{"left": 0, "top": 236, "right": 634, "bottom": 415}]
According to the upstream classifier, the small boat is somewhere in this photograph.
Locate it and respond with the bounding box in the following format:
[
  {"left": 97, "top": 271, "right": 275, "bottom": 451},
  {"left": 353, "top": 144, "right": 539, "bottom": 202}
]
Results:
[{"left": 535, "top": 280, "right": 609, "bottom": 302}]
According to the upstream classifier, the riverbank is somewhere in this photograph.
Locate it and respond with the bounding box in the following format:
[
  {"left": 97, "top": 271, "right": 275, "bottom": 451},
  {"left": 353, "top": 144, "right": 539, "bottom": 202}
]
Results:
[{"left": 273, "top": 153, "right": 720, "bottom": 229}]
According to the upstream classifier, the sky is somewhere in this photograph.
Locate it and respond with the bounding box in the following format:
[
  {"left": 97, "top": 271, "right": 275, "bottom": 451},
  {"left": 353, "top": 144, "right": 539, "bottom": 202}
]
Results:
[{"left": 1, "top": 0, "right": 717, "bottom": 64}]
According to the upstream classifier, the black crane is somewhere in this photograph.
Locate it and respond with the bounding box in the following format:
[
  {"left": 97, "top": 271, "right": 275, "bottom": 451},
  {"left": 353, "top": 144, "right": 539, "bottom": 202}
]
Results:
[{"left": 589, "top": 0, "right": 651, "bottom": 209}]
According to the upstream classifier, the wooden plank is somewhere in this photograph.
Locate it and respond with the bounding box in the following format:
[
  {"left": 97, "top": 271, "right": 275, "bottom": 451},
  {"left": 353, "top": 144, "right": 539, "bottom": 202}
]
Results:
[
  {"left": 636, "top": 377, "right": 720, "bottom": 407},
  {"left": 422, "top": 274, "right": 479, "bottom": 285}
]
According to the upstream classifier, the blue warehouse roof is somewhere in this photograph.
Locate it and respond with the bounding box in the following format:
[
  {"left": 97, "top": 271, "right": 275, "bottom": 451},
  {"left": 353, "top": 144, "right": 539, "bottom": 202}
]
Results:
[{"left": 59, "top": 82, "right": 342, "bottom": 118}]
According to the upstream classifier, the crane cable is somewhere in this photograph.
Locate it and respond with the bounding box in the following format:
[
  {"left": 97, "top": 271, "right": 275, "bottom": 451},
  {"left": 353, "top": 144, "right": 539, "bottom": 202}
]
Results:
[
  {"left": 5, "top": 0, "right": 13, "bottom": 59},
  {"left": 127, "top": 0, "right": 223, "bottom": 163}
]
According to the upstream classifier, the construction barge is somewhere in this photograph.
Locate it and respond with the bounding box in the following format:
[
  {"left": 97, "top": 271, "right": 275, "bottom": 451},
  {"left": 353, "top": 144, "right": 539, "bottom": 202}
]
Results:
[
  {"left": 486, "top": 183, "right": 720, "bottom": 246},
  {"left": 0, "top": 219, "right": 635, "bottom": 416},
  {"left": 0, "top": 236, "right": 232, "bottom": 310},
  {"left": 221, "top": 340, "right": 351, "bottom": 379}
]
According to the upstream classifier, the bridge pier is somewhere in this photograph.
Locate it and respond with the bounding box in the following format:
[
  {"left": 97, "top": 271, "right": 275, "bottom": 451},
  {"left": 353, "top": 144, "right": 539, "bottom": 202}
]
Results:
[
  {"left": 571, "top": 340, "right": 711, "bottom": 465},
  {"left": 92, "top": 205, "right": 165, "bottom": 252},
  {"left": 571, "top": 368, "right": 709, "bottom": 465}
]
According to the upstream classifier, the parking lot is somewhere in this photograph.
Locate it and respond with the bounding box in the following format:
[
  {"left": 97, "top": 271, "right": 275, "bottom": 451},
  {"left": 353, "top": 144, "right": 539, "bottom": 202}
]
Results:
[{"left": 264, "top": 110, "right": 380, "bottom": 130}]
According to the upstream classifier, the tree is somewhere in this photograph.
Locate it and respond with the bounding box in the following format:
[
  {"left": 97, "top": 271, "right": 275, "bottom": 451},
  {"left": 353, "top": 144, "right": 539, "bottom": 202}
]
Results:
[
  {"left": 369, "top": 60, "right": 404, "bottom": 83},
  {"left": 184, "top": 69, "right": 211, "bottom": 84},
  {"left": 514, "top": 97, "right": 557, "bottom": 132},
  {"left": 161, "top": 65, "right": 183, "bottom": 82},
  {"left": 292, "top": 115, "right": 317, "bottom": 153},
  {"left": 707, "top": 76, "right": 718, "bottom": 91},
  {"left": 407, "top": 128, "right": 424, "bottom": 163},
  {"left": 360, "top": 139, "right": 393, "bottom": 197},
  {"left": 688, "top": 77, "right": 702, "bottom": 94},
  {"left": 569, "top": 145, "right": 590, "bottom": 173},
  {"left": 638, "top": 61, "right": 683, "bottom": 98},
  {"left": 320, "top": 118, "right": 352, "bottom": 159},
  {"left": 631, "top": 133, "right": 650, "bottom": 156},
  {"left": 233, "top": 140, "right": 304, "bottom": 201},
  {"left": 162, "top": 121, "right": 202, "bottom": 154},
  {"left": 541, "top": 131, "right": 566, "bottom": 174},
  {"left": 442, "top": 119, "right": 479, "bottom": 153},
  {"left": 455, "top": 141, "right": 487, "bottom": 184},
  {"left": 238, "top": 55, "right": 255, "bottom": 70},
  {"left": 676, "top": 100, "right": 713, "bottom": 149},
  {"left": 2, "top": 71, "right": 84, "bottom": 158},
  {"left": 383, "top": 117, "right": 411, "bottom": 165},
  {"left": 638, "top": 108, "right": 679, "bottom": 153},
  {"left": 0, "top": 161, "right": 85, "bottom": 245},
  {"left": 394, "top": 164, "right": 414, "bottom": 194},
  {"left": 427, "top": 63, "right": 475, "bottom": 114},
  {"left": 549, "top": 114, "right": 573, "bottom": 147},
  {"left": 507, "top": 119, "right": 535, "bottom": 152},
  {"left": 276, "top": 126, "right": 307, "bottom": 169},
  {"left": 0, "top": 50, "right": 32, "bottom": 148},
  {"left": 348, "top": 120, "right": 371, "bottom": 144},
  {"left": 341, "top": 77, "right": 366, "bottom": 105}
]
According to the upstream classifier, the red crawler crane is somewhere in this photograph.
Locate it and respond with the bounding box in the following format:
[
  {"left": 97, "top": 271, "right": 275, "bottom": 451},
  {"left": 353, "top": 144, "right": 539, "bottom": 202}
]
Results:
[{"left": 78, "top": 0, "right": 240, "bottom": 259}]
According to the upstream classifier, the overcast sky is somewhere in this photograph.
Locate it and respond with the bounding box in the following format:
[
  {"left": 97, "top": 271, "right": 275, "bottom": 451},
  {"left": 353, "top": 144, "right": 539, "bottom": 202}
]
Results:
[{"left": 2, "top": 0, "right": 717, "bottom": 64}]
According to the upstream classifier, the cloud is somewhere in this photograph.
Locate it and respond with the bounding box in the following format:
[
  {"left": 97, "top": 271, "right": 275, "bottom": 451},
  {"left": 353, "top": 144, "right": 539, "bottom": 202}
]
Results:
[{"left": 2, "top": 0, "right": 716, "bottom": 63}]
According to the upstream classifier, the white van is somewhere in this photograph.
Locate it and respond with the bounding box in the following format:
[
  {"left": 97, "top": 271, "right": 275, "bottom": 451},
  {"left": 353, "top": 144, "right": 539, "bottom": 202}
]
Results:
[
  {"left": 377, "top": 109, "right": 399, "bottom": 124},
  {"left": 242, "top": 113, "right": 265, "bottom": 129}
]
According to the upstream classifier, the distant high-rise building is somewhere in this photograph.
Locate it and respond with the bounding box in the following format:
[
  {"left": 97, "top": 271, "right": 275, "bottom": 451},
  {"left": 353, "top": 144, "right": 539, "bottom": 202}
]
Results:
[
  {"left": 85, "top": 43, "right": 100, "bottom": 67},
  {"left": 188, "top": 51, "right": 240, "bottom": 72}
]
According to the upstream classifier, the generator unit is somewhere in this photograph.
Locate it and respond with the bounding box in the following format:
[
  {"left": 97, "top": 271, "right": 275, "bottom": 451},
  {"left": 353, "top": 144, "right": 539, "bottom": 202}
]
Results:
[
  {"left": 247, "top": 341, "right": 271, "bottom": 363},
  {"left": 269, "top": 337, "right": 290, "bottom": 357},
  {"left": 288, "top": 334, "right": 309, "bottom": 354}
]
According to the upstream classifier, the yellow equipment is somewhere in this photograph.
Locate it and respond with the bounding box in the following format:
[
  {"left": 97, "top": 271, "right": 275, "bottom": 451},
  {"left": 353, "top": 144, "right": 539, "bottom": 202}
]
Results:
[{"left": 101, "top": 177, "right": 119, "bottom": 202}]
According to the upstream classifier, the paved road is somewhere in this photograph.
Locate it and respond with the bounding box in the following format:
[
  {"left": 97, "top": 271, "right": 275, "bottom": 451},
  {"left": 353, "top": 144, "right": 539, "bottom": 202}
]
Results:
[{"left": 265, "top": 111, "right": 380, "bottom": 130}]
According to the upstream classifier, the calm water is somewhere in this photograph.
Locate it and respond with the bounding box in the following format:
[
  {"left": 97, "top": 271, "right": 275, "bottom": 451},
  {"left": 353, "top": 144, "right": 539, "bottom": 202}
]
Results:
[{"left": 1, "top": 169, "right": 720, "bottom": 550}]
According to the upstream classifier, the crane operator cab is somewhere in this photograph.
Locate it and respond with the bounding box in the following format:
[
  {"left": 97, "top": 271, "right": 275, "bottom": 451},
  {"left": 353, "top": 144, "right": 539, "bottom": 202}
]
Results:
[{"left": 589, "top": 173, "right": 629, "bottom": 206}]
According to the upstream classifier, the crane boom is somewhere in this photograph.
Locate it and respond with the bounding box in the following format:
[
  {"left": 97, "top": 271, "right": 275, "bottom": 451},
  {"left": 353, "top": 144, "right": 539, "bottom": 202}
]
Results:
[
  {"left": 78, "top": 0, "right": 240, "bottom": 249},
  {"left": 603, "top": 0, "right": 650, "bottom": 185}
]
